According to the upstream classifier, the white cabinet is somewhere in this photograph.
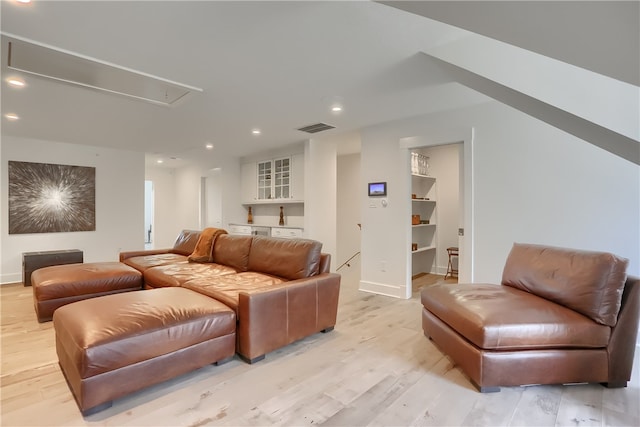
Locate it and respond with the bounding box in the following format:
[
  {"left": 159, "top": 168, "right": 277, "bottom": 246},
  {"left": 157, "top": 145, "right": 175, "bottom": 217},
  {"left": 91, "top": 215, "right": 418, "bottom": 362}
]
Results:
[
  {"left": 229, "top": 224, "right": 252, "bottom": 235},
  {"left": 271, "top": 227, "right": 303, "bottom": 239},
  {"left": 229, "top": 224, "right": 303, "bottom": 239},
  {"left": 241, "top": 154, "right": 304, "bottom": 204},
  {"left": 411, "top": 173, "right": 437, "bottom": 276}
]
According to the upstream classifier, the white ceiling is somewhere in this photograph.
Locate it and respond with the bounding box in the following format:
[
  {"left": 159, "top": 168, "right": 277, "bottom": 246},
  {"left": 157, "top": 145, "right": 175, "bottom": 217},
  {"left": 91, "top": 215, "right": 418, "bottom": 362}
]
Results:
[
  {"left": 1, "top": 0, "right": 491, "bottom": 168},
  {"left": 2, "top": 1, "right": 636, "bottom": 169},
  {"left": 382, "top": 1, "right": 640, "bottom": 87}
]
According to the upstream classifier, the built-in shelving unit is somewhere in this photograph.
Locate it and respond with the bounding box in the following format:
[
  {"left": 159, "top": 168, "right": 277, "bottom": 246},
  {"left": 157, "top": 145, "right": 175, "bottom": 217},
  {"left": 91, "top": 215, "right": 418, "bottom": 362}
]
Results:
[{"left": 411, "top": 170, "right": 437, "bottom": 277}]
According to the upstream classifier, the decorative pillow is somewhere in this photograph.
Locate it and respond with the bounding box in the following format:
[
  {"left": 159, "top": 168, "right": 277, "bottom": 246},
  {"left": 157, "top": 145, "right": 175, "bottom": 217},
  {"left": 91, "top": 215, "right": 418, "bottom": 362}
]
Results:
[
  {"left": 188, "top": 228, "right": 227, "bottom": 263},
  {"left": 502, "top": 243, "right": 628, "bottom": 327}
]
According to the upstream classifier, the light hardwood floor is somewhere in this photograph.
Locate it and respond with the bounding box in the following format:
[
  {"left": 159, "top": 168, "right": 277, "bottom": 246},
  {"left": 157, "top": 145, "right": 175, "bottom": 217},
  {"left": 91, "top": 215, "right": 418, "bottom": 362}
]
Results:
[{"left": 1, "top": 267, "right": 638, "bottom": 426}]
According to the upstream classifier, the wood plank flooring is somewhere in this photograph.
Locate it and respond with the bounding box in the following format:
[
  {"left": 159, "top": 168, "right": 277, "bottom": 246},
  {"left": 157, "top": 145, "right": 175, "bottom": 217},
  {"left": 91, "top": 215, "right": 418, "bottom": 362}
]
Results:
[{"left": 1, "top": 267, "right": 638, "bottom": 426}]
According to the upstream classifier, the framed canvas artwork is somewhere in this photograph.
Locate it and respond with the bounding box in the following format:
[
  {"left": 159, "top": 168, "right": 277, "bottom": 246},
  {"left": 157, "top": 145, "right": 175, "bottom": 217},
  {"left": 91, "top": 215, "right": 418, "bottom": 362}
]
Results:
[{"left": 8, "top": 161, "right": 96, "bottom": 234}]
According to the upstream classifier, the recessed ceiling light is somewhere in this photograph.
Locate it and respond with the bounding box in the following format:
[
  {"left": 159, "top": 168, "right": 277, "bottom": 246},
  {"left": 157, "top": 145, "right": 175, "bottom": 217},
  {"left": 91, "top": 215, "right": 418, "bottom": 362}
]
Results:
[
  {"left": 5, "top": 113, "right": 20, "bottom": 121},
  {"left": 252, "top": 129, "right": 261, "bottom": 135},
  {"left": 156, "top": 159, "right": 164, "bottom": 164},
  {"left": 331, "top": 105, "right": 343, "bottom": 113},
  {"left": 7, "top": 78, "right": 26, "bottom": 88},
  {"left": 15, "top": 0, "right": 32, "bottom": 4},
  {"left": 205, "top": 143, "right": 214, "bottom": 150}
]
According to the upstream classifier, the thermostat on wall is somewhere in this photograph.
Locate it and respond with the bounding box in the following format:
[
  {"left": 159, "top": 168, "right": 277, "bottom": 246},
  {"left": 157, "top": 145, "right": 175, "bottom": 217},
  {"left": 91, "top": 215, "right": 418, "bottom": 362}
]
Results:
[{"left": 368, "top": 182, "right": 387, "bottom": 197}]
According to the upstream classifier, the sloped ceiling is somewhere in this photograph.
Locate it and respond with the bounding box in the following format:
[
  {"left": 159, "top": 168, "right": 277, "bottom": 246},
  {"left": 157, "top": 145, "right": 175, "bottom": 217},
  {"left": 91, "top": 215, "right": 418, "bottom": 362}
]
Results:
[
  {"left": 382, "top": 1, "right": 640, "bottom": 165},
  {"left": 380, "top": 1, "right": 640, "bottom": 86}
]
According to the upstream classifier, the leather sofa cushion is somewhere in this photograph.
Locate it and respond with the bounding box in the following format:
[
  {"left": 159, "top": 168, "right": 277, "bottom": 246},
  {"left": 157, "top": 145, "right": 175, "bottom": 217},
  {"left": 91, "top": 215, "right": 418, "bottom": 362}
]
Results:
[
  {"left": 247, "top": 236, "right": 322, "bottom": 280},
  {"left": 183, "top": 272, "right": 285, "bottom": 310},
  {"left": 502, "top": 243, "right": 628, "bottom": 327},
  {"left": 421, "top": 283, "right": 611, "bottom": 350},
  {"left": 212, "top": 234, "right": 253, "bottom": 272},
  {"left": 123, "top": 253, "right": 188, "bottom": 272},
  {"left": 33, "top": 262, "right": 142, "bottom": 301},
  {"left": 171, "top": 229, "right": 202, "bottom": 256},
  {"left": 144, "top": 262, "right": 237, "bottom": 288},
  {"left": 53, "top": 287, "right": 236, "bottom": 378}
]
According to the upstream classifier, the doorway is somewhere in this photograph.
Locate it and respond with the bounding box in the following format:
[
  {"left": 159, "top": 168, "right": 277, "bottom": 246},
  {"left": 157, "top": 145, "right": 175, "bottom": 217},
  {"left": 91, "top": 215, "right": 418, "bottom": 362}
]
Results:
[
  {"left": 410, "top": 143, "right": 462, "bottom": 290},
  {"left": 399, "top": 127, "right": 474, "bottom": 298}
]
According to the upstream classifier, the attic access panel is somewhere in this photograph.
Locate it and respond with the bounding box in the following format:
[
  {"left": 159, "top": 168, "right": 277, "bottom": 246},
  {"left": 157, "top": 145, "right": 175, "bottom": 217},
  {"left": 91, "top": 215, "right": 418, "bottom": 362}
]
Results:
[{"left": 5, "top": 36, "right": 202, "bottom": 106}]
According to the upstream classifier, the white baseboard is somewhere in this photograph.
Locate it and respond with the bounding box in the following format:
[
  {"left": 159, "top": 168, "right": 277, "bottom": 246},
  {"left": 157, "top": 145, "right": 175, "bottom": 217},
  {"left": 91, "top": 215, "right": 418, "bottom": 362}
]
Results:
[
  {"left": 359, "top": 280, "right": 407, "bottom": 299},
  {"left": 1, "top": 273, "right": 22, "bottom": 285}
]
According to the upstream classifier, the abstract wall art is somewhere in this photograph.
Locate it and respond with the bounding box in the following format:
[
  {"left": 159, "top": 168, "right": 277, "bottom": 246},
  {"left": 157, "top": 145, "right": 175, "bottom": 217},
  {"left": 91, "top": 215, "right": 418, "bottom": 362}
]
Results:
[{"left": 8, "top": 161, "right": 96, "bottom": 234}]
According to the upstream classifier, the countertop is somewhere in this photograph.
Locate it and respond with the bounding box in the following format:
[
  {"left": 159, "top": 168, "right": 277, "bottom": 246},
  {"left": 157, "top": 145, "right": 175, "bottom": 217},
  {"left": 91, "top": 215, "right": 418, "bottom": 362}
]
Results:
[{"left": 228, "top": 223, "right": 304, "bottom": 230}]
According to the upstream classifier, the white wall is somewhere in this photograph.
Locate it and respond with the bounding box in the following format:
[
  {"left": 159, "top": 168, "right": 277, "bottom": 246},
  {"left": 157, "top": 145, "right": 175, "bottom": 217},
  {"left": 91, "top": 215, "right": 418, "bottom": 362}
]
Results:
[
  {"left": 204, "top": 168, "right": 223, "bottom": 229},
  {"left": 337, "top": 153, "right": 361, "bottom": 273},
  {"left": 173, "top": 166, "right": 203, "bottom": 231},
  {"left": 359, "top": 101, "right": 639, "bottom": 298},
  {"left": 1, "top": 136, "right": 144, "bottom": 284},
  {"left": 304, "top": 139, "right": 337, "bottom": 267}
]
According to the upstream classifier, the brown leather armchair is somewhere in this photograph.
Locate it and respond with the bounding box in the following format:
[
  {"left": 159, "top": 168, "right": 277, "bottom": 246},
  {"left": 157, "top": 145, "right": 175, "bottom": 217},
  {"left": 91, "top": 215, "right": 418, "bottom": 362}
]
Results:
[{"left": 421, "top": 243, "right": 639, "bottom": 392}]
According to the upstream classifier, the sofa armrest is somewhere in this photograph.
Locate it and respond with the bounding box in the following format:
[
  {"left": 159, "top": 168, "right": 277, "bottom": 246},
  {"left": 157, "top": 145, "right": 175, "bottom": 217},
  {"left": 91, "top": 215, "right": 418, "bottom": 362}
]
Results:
[
  {"left": 319, "top": 253, "right": 331, "bottom": 274},
  {"left": 236, "top": 272, "right": 341, "bottom": 362},
  {"left": 119, "top": 249, "right": 172, "bottom": 262},
  {"left": 606, "top": 275, "right": 640, "bottom": 386}
]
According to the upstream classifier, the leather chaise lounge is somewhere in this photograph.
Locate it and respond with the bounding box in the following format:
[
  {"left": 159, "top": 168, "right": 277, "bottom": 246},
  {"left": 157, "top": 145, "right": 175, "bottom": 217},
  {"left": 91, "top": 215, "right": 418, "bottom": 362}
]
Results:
[{"left": 421, "top": 243, "right": 639, "bottom": 392}]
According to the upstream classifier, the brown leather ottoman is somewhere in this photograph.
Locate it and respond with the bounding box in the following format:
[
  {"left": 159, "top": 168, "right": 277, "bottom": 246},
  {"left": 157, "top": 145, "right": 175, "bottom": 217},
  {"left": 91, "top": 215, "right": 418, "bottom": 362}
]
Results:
[
  {"left": 53, "top": 287, "right": 236, "bottom": 416},
  {"left": 32, "top": 262, "right": 142, "bottom": 322}
]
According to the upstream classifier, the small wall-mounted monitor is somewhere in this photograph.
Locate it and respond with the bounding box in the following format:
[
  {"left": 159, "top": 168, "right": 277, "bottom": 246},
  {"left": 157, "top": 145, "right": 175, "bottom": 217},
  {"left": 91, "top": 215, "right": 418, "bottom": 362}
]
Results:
[{"left": 368, "top": 182, "right": 387, "bottom": 197}]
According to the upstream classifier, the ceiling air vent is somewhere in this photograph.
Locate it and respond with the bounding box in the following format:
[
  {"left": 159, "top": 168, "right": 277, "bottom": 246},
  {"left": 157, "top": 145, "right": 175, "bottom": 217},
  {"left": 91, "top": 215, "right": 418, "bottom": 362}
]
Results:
[
  {"left": 4, "top": 35, "right": 202, "bottom": 106},
  {"left": 297, "top": 122, "right": 335, "bottom": 134}
]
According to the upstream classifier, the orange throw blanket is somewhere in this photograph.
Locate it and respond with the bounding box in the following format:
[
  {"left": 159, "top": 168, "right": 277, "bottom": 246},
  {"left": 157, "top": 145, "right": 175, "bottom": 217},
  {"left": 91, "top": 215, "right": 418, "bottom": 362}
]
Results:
[{"left": 188, "top": 227, "right": 227, "bottom": 263}]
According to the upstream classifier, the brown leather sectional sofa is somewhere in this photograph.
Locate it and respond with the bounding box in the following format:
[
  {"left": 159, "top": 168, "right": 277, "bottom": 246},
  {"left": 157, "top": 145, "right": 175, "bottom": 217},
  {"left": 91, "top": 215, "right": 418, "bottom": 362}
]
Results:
[
  {"left": 119, "top": 229, "right": 341, "bottom": 363},
  {"left": 422, "top": 243, "right": 639, "bottom": 392}
]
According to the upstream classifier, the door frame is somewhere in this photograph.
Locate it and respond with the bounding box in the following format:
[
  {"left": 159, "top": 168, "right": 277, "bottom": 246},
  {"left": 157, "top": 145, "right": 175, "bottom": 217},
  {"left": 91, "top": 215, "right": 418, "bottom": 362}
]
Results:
[{"left": 399, "top": 127, "right": 474, "bottom": 295}]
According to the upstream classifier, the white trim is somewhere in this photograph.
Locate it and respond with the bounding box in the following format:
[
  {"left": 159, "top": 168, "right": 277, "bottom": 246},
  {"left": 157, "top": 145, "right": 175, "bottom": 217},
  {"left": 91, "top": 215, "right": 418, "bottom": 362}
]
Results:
[
  {"left": 1, "top": 273, "right": 21, "bottom": 284},
  {"left": 359, "top": 280, "right": 406, "bottom": 299}
]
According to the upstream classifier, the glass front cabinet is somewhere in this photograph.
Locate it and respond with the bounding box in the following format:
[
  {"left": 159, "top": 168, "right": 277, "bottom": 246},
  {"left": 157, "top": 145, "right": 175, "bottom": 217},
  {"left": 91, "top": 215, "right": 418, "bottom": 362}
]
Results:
[
  {"left": 273, "top": 157, "right": 290, "bottom": 199},
  {"left": 257, "top": 160, "right": 273, "bottom": 200},
  {"left": 242, "top": 155, "right": 303, "bottom": 204}
]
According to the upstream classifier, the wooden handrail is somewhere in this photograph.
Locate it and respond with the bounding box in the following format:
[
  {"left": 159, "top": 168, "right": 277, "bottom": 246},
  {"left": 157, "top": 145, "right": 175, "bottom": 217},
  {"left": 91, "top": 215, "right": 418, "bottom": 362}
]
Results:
[{"left": 337, "top": 251, "right": 361, "bottom": 271}]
